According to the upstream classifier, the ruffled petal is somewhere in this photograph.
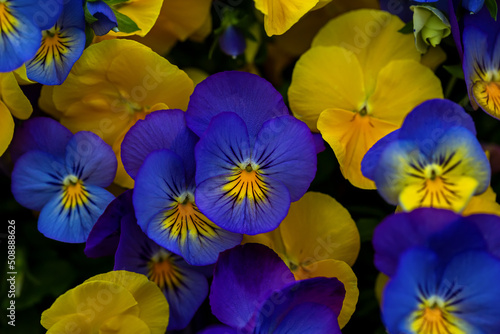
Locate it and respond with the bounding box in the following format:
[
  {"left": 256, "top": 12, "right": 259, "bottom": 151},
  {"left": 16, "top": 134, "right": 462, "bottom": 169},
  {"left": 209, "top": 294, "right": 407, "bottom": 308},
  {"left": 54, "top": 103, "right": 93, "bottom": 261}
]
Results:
[
  {"left": 10, "top": 117, "right": 72, "bottom": 163},
  {"left": 209, "top": 244, "right": 295, "bottom": 330},
  {"left": 121, "top": 109, "right": 198, "bottom": 181},
  {"left": 11, "top": 150, "right": 65, "bottom": 211},
  {"left": 134, "top": 149, "right": 241, "bottom": 265},
  {"left": 107, "top": 0, "right": 163, "bottom": 37},
  {"left": 288, "top": 46, "right": 366, "bottom": 132},
  {"left": 38, "top": 184, "right": 115, "bottom": 243},
  {"left": 253, "top": 115, "right": 317, "bottom": 201},
  {"left": 65, "top": 131, "right": 117, "bottom": 187},
  {"left": 186, "top": 71, "right": 289, "bottom": 140}
]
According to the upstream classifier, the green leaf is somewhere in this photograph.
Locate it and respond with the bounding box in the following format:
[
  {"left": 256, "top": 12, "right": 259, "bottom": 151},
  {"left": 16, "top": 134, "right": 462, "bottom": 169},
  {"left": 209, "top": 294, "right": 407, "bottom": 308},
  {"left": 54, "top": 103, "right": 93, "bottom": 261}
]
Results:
[
  {"left": 85, "top": 24, "right": 95, "bottom": 48},
  {"left": 486, "top": 0, "right": 498, "bottom": 21},
  {"left": 443, "top": 64, "right": 465, "bottom": 79},
  {"left": 112, "top": 9, "right": 140, "bottom": 33},
  {"left": 398, "top": 20, "right": 414, "bottom": 34},
  {"left": 104, "top": 0, "right": 129, "bottom": 6}
]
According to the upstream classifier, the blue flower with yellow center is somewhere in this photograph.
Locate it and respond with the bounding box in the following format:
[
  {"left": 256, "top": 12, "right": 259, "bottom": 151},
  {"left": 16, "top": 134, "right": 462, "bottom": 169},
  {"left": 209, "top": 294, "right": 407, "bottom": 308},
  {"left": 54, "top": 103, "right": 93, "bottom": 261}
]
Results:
[
  {"left": 121, "top": 109, "right": 242, "bottom": 265},
  {"left": 0, "top": 0, "right": 62, "bottom": 72},
  {"left": 11, "top": 117, "right": 116, "bottom": 243},
  {"left": 462, "top": 5, "right": 500, "bottom": 119},
  {"left": 25, "top": 0, "right": 85, "bottom": 85},
  {"left": 362, "top": 99, "right": 490, "bottom": 213},
  {"left": 186, "top": 71, "right": 317, "bottom": 235}
]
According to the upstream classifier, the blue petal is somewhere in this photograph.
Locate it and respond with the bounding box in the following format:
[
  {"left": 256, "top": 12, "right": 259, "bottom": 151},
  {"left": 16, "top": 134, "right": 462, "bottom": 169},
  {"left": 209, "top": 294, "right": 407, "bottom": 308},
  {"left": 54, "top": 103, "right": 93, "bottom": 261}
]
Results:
[
  {"left": 114, "top": 214, "right": 209, "bottom": 330},
  {"left": 209, "top": 244, "right": 295, "bottom": 330},
  {"left": 441, "top": 251, "right": 500, "bottom": 332},
  {"left": 252, "top": 115, "right": 316, "bottom": 201},
  {"left": 186, "top": 71, "right": 289, "bottom": 141},
  {"left": 64, "top": 132, "right": 117, "bottom": 187},
  {"left": 194, "top": 112, "right": 251, "bottom": 185},
  {"left": 382, "top": 248, "right": 440, "bottom": 333},
  {"left": 219, "top": 26, "right": 246, "bottom": 57},
  {"left": 199, "top": 325, "right": 238, "bottom": 334},
  {"left": 10, "top": 117, "right": 73, "bottom": 163},
  {"left": 134, "top": 149, "right": 241, "bottom": 265},
  {"left": 398, "top": 99, "right": 476, "bottom": 154},
  {"left": 122, "top": 109, "right": 198, "bottom": 182},
  {"left": 86, "top": 1, "right": 117, "bottom": 36},
  {"left": 13, "top": 0, "right": 63, "bottom": 30},
  {"left": 257, "top": 303, "right": 340, "bottom": 334},
  {"left": 462, "top": 26, "right": 494, "bottom": 95},
  {"left": 84, "top": 190, "right": 133, "bottom": 258},
  {"left": 467, "top": 214, "right": 500, "bottom": 259},
  {"left": 361, "top": 129, "right": 400, "bottom": 181},
  {"left": 38, "top": 184, "right": 115, "bottom": 243},
  {"left": 255, "top": 277, "right": 345, "bottom": 334},
  {"left": 462, "top": 0, "right": 485, "bottom": 13},
  {"left": 11, "top": 150, "right": 65, "bottom": 211}
]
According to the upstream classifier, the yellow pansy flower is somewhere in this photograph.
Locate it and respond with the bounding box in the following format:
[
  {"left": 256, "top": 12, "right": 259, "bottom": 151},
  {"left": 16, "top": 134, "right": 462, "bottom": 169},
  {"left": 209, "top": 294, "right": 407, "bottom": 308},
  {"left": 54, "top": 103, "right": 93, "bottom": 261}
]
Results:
[
  {"left": 39, "top": 39, "right": 193, "bottom": 188},
  {"left": 0, "top": 70, "right": 33, "bottom": 156},
  {"left": 288, "top": 9, "right": 443, "bottom": 189},
  {"left": 41, "top": 270, "right": 169, "bottom": 333},
  {"left": 254, "top": 0, "right": 333, "bottom": 36},
  {"left": 244, "top": 192, "right": 360, "bottom": 328}
]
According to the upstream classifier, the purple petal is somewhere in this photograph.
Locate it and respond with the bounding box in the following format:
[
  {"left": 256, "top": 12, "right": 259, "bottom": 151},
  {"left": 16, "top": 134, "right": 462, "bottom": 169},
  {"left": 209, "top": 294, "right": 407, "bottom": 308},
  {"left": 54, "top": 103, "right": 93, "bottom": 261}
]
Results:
[
  {"left": 186, "top": 71, "right": 289, "bottom": 141},
  {"left": 209, "top": 244, "right": 295, "bottom": 330}
]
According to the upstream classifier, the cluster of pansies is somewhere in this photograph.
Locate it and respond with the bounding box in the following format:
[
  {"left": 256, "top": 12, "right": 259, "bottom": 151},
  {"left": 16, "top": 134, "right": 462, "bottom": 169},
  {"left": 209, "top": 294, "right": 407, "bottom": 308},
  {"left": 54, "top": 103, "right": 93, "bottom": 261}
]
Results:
[{"left": 3, "top": 0, "right": 500, "bottom": 333}]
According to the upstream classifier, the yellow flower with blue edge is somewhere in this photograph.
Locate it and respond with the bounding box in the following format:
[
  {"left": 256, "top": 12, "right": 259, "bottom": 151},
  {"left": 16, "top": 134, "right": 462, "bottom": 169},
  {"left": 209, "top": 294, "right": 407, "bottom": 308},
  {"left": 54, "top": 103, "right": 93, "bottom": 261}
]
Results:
[
  {"left": 41, "top": 270, "right": 169, "bottom": 333},
  {"left": 288, "top": 9, "right": 443, "bottom": 189},
  {"left": 39, "top": 39, "right": 193, "bottom": 188},
  {"left": 254, "top": 0, "right": 333, "bottom": 36},
  {"left": 244, "top": 191, "right": 360, "bottom": 329},
  {"left": 0, "top": 70, "right": 32, "bottom": 156}
]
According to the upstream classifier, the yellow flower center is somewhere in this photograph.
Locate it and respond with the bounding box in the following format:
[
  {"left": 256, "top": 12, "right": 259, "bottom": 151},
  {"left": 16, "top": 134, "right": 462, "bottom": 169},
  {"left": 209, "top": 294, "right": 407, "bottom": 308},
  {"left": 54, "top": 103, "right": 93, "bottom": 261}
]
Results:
[
  {"left": 0, "top": 2, "right": 17, "bottom": 35},
  {"left": 147, "top": 250, "right": 182, "bottom": 290},
  {"left": 61, "top": 175, "right": 89, "bottom": 210},
  {"left": 410, "top": 297, "right": 466, "bottom": 334},
  {"left": 222, "top": 165, "right": 268, "bottom": 203}
]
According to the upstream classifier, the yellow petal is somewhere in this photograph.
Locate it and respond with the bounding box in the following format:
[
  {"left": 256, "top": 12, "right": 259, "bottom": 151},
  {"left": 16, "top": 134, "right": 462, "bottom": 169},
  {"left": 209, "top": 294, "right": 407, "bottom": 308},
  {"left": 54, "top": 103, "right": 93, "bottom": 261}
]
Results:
[
  {"left": 463, "top": 186, "right": 500, "bottom": 216},
  {"left": 399, "top": 176, "right": 478, "bottom": 213},
  {"left": 289, "top": 46, "right": 366, "bottom": 132},
  {"left": 318, "top": 108, "right": 399, "bottom": 189},
  {"left": 189, "top": 11, "right": 212, "bottom": 43},
  {"left": 41, "top": 280, "right": 139, "bottom": 330},
  {"left": 38, "top": 85, "right": 63, "bottom": 119},
  {"left": 0, "top": 101, "right": 14, "bottom": 156},
  {"left": 157, "top": 0, "right": 212, "bottom": 41},
  {"left": 255, "top": 0, "right": 321, "bottom": 36},
  {"left": 0, "top": 72, "right": 32, "bottom": 120},
  {"left": 100, "top": 314, "right": 150, "bottom": 334},
  {"left": 86, "top": 271, "right": 169, "bottom": 334},
  {"left": 472, "top": 80, "right": 500, "bottom": 119},
  {"left": 312, "top": 9, "right": 420, "bottom": 92},
  {"left": 12, "top": 65, "right": 36, "bottom": 85},
  {"left": 296, "top": 259, "right": 359, "bottom": 329},
  {"left": 420, "top": 46, "right": 447, "bottom": 72},
  {"left": 109, "top": 0, "right": 164, "bottom": 37},
  {"left": 45, "top": 314, "right": 91, "bottom": 334},
  {"left": 367, "top": 59, "right": 443, "bottom": 124}
]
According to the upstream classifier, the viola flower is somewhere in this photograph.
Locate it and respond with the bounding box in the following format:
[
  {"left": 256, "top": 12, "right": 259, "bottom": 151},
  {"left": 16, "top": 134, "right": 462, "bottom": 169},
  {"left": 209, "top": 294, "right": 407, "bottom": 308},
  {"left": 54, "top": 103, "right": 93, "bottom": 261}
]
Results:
[
  {"left": 362, "top": 99, "right": 490, "bottom": 213},
  {"left": 462, "top": 5, "right": 500, "bottom": 119},
  {"left": 288, "top": 9, "right": 443, "bottom": 189},
  {"left": 121, "top": 110, "right": 242, "bottom": 265},
  {"left": 244, "top": 192, "right": 360, "bottom": 328},
  {"left": 26, "top": 0, "right": 85, "bottom": 85},
  {"left": 0, "top": 0, "right": 62, "bottom": 72},
  {"left": 0, "top": 71, "right": 32, "bottom": 155},
  {"left": 372, "top": 208, "right": 500, "bottom": 277},
  {"left": 85, "top": 190, "right": 211, "bottom": 330},
  {"left": 11, "top": 117, "right": 116, "bottom": 243},
  {"left": 39, "top": 39, "right": 193, "bottom": 188},
  {"left": 186, "top": 71, "right": 317, "bottom": 235},
  {"left": 41, "top": 270, "right": 170, "bottom": 333},
  {"left": 209, "top": 243, "right": 346, "bottom": 333},
  {"left": 254, "top": 0, "right": 333, "bottom": 36}
]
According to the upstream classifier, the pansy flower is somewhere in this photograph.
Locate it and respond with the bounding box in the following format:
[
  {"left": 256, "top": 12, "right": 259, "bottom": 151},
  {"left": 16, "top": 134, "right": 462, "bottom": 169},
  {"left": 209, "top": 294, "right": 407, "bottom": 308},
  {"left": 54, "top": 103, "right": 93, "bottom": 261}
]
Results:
[
  {"left": 121, "top": 110, "right": 242, "bottom": 265},
  {"left": 85, "top": 190, "right": 211, "bottom": 330},
  {"left": 362, "top": 99, "right": 490, "bottom": 213},
  {"left": 11, "top": 117, "right": 116, "bottom": 243},
  {"left": 26, "top": 0, "right": 85, "bottom": 85},
  {"left": 41, "top": 270, "right": 170, "bottom": 333},
  {"left": 207, "top": 243, "right": 346, "bottom": 333},
  {"left": 244, "top": 192, "right": 360, "bottom": 328},
  {"left": 39, "top": 39, "right": 193, "bottom": 187},
  {"left": 0, "top": 0, "right": 62, "bottom": 72},
  {"left": 186, "top": 71, "right": 317, "bottom": 235},
  {"left": 462, "top": 5, "right": 500, "bottom": 119},
  {"left": 288, "top": 9, "right": 443, "bottom": 189},
  {"left": 373, "top": 209, "right": 500, "bottom": 333}
]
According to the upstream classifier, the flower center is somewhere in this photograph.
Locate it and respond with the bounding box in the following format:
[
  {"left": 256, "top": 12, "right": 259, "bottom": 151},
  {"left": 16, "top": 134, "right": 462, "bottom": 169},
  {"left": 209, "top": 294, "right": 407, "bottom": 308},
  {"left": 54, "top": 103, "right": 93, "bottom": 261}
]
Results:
[
  {"left": 472, "top": 80, "right": 500, "bottom": 117},
  {"left": 423, "top": 164, "right": 442, "bottom": 181},
  {"left": 61, "top": 175, "right": 89, "bottom": 210},
  {"left": 222, "top": 165, "right": 268, "bottom": 204},
  {"left": 410, "top": 296, "right": 466, "bottom": 334},
  {"left": 0, "top": 2, "right": 18, "bottom": 35},
  {"left": 147, "top": 250, "right": 183, "bottom": 290}
]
